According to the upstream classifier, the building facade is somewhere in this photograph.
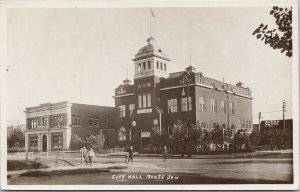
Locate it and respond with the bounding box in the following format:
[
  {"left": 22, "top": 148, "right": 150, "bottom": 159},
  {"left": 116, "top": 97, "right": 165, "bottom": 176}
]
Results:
[
  {"left": 24, "top": 102, "right": 115, "bottom": 151},
  {"left": 114, "top": 37, "right": 253, "bottom": 151}
]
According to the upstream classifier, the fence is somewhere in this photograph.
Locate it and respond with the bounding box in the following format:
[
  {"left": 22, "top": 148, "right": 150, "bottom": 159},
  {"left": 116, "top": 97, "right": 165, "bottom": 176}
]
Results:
[{"left": 255, "top": 145, "right": 293, "bottom": 151}]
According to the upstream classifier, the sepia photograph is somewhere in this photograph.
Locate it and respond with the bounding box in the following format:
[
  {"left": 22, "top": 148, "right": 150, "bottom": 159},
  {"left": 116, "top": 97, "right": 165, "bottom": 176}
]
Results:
[{"left": 0, "top": 0, "right": 299, "bottom": 190}]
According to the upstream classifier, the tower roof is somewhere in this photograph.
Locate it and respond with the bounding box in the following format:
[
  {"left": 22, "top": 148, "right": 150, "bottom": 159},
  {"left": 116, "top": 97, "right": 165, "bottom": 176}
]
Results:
[{"left": 133, "top": 37, "right": 170, "bottom": 61}]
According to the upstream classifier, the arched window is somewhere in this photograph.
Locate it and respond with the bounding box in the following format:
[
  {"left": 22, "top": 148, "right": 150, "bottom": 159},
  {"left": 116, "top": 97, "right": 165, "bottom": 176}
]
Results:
[
  {"left": 201, "top": 122, "right": 207, "bottom": 129},
  {"left": 212, "top": 122, "right": 217, "bottom": 129},
  {"left": 222, "top": 123, "right": 226, "bottom": 130},
  {"left": 118, "top": 127, "right": 126, "bottom": 141},
  {"left": 138, "top": 63, "right": 141, "bottom": 72}
]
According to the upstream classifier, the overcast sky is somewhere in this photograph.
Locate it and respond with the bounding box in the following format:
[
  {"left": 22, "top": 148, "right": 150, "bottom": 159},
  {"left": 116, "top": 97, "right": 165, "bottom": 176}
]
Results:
[{"left": 6, "top": 7, "right": 293, "bottom": 124}]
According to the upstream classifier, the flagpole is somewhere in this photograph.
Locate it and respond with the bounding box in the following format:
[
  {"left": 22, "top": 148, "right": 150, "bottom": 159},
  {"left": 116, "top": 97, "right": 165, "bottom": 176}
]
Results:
[{"left": 150, "top": 8, "right": 152, "bottom": 37}]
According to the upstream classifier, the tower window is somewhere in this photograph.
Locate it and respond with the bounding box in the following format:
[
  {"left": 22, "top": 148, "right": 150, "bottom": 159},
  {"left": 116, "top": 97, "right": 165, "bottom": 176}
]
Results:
[
  {"left": 164, "top": 63, "right": 166, "bottom": 71},
  {"left": 143, "top": 62, "right": 146, "bottom": 70},
  {"left": 138, "top": 63, "right": 141, "bottom": 72},
  {"left": 157, "top": 61, "right": 159, "bottom": 69},
  {"left": 148, "top": 61, "right": 151, "bottom": 69}
]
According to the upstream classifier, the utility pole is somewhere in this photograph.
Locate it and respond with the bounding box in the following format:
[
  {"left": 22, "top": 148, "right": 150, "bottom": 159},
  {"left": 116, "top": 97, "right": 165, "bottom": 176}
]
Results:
[
  {"left": 283, "top": 100, "right": 286, "bottom": 130},
  {"left": 258, "top": 112, "right": 262, "bottom": 132}
]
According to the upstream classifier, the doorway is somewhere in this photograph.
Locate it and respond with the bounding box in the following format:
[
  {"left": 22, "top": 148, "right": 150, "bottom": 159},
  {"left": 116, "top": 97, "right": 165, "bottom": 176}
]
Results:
[{"left": 42, "top": 135, "right": 47, "bottom": 152}]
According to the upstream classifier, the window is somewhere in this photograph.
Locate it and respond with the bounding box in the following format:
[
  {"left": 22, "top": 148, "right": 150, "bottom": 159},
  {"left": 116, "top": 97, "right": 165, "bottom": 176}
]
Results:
[
  {"left": 157, "top": 61, "right": 159, "bottom": 69},
  {"left": 220, "top": 101, "right": 225, "bottom": 114},
  {"left": 89, "top": 117, "right": 93, "bottom": 126},
  {"left": 168, "top": 98, "right": 178, "bottom": 113},
  {"left": 129, "top": 104, "right": 135, "bottom": 116},
  {"left": 249, "top": 120, "right": 252, "bottom": 128},
  {"left": 104, "top": 117, "right": 109, "bottom": 125},
  {"left": 182, "top": 97, "right": 192, "bottom": 111},
  {"left": 229, "top": 102, "right": 235, "bottom": 114},
  {"left": 72, "top": 115, "right": 81, "bottom": 126},
  {"left": 242, "top": 119, "right": 245, "bottom": 128},
  {"left": 211, "top": 99, "right": 216, "bottom": 113},
  {"left": 52, "top": 133, "right": 63, "bottom": 148},
  {"left": 42, "top": 117, "right": 48, "bottom": 126},
  {"left": 199, "top": 97, "right": 205, "bottom": 111},
  {"left": 143, "top": 94, "right": 147, "bottom": 108},
  {"left": 160, "top": 62, "right": 163, "bottom": 70},
  {"left": 147, "top": 93, "right": 151, "bottom": 107},
  {"left": 148, "top": 61, "right": 151, "bottom": 69},
  {"left": 147, "top": 82, "right": 151, "bottom": 87},
  {"left": 53, "top": 115, "right": 63, "bottom": 126},
  {"left": 29, "top": 135, "right": 38, "bottom": 148},
  {"left": 118, "top": 127, "right": 126, "bottom": 141},
  {"left": 129, "top": 129, "right": 132, "bottom": 141},
  {"left": 138, "top": 63, "right": 141, "bottom": 71},
  {"left": 31, "top": 118, "right": 38, "bottom": 129},
  {"left": 164, "top": 63, "right": 166, "bottom": 71},
  {"left": 143, "top": 62, "right": 146, "bottom": 70},
  {"left": 94, "top": 117, "right": 99, "bottom": 127},
  {"left": 118, "top": 105, "right": 126, "bottom": 117},
  {"left": 138, "top": 94, "right": 142, "bottom": 108}
]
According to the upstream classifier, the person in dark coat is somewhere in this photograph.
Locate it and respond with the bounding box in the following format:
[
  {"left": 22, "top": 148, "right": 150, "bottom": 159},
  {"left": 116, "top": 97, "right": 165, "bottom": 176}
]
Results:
[
  {"left": 163, "top": 145, "right": 168, "bottom": 162},
  {"left": 127, "top": 146, "right": 134, "bottom": 164}
]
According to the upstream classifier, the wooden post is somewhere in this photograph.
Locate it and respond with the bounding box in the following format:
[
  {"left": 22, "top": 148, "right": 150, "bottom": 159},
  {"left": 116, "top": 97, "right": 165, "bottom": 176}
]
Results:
[
  {"left": 26, "top": 151, "right": 28, "bottom": 166},
  {"left": 80, "top": 151, "right": 83, "bottom": 165}
]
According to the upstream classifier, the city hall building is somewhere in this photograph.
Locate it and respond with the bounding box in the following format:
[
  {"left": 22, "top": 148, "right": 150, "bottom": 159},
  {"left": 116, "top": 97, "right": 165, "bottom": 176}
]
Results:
[
  {"left": 24, "top": 102, "right": 115, "bottom": 152},
  {"left": 114, "top": 37, "right": 253, "bottom": 150}
]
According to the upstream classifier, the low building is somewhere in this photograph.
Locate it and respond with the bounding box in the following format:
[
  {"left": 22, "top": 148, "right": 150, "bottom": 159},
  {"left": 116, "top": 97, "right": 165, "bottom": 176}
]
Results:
[{"left": 24, "top": 101, "right": 115, "bottom": 152}]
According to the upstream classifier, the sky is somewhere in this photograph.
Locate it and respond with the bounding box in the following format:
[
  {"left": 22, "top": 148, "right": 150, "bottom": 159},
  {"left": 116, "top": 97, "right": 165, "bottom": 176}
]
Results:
[{"left": 6, "top": 7, "right": 293, "bottom": 124}]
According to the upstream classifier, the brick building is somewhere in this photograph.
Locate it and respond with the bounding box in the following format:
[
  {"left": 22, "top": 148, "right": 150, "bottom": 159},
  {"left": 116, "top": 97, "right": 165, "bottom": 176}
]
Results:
[
  {"left": 24, "top": 101, "right": 115, "bottom": 151},
  {"left": 114, "top": 37, "right": 253, "bottom": 151}
]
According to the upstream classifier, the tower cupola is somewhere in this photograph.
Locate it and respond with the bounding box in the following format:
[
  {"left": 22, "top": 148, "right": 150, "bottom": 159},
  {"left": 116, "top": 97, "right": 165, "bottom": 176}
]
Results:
[{"left": 133, "top": 37, "right": 170, "bottom": 80}]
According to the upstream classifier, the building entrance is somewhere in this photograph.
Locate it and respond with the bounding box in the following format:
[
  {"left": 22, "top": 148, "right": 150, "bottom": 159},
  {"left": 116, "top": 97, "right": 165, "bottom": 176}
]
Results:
[{"left": 42, "top": 135, "right": 47, "bottom": 152}]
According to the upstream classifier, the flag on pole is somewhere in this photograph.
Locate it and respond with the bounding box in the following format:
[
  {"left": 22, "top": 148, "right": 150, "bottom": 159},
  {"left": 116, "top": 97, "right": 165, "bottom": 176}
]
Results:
[{"left": 151, "top": 8, "right": 155, "bottom": 17}]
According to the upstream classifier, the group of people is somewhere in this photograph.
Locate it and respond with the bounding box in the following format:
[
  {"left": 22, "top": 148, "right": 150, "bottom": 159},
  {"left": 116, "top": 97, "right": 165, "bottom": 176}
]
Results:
[
  {"left": 80, "top": 145, "right": 168, "bottom": 166},
  {"left": 80, "top": 147, "right": 95, "bottom": 166},
  {"left": 124, "top": 145, "right": 168, "bottom": 164}
]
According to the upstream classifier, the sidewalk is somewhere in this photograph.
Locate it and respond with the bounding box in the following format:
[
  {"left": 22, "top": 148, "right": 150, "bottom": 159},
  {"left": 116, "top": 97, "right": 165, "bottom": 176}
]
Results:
[
  {"left": 103, "top": 149, "right": 293, "bottom": 159},
  {"left": 7, "top": 162, "right": 126, "bottom": 176}
]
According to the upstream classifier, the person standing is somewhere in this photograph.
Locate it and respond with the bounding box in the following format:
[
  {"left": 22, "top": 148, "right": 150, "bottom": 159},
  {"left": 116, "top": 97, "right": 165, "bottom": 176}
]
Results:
[
  {"left": 163, "top": 145, "right": 168, "bottom": 162},
  {"left": 127, "top": 146, "right": 134, "bottom": 164},
  {"left": 88, "top": 148, "right": 95, "bottom": 167},
  {"left": 81, "top": 146, "right": 89, "bottom": 165}
]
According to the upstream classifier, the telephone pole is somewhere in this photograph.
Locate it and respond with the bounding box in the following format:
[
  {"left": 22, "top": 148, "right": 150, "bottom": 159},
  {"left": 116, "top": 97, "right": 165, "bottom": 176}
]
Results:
[
  {"left": 258, "top": 112, "right": 262, "bottom": 132},
  {"left": 283, "top": 100, "right": 286, "bottom": 130}
]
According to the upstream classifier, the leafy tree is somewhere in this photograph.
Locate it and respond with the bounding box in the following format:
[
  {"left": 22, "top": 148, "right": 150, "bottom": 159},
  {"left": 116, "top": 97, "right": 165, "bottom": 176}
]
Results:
[
  {"left": 249, "top": 128, "right": 262, "bottom": 147},
  {"left": 210, "top": 124, "right": 224, "bottom": 151},
  {"left": 86, "top": 131, "right": 105, "bottom": 153},
  {"left": 233, "top": 130, "right": 247, "bottom": 151},
  {"left": 198, "top": 129, "right": 211, "bottom": 152},
  {"left": 253, "top": 6, "right": 292, "bottom": 57},
  {"left": 7, "top": 127, "right": 25, "bottom": 149},
  {"left": 69, "top": 134, "right": 85, "bottom": 150}
]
